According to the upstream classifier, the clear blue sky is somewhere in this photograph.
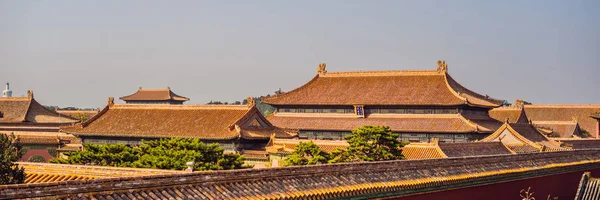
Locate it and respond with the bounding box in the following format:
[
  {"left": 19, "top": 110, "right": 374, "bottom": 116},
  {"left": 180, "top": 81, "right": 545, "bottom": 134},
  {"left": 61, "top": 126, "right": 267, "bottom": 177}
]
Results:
[{"left": 1, "top": 1, "right": 599, "bottom": 108}]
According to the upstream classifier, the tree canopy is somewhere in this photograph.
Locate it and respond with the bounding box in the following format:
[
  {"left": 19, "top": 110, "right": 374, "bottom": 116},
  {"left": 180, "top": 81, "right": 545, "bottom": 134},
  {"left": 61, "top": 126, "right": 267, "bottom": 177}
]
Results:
[
  {"left": 332, "top": 125, "right": 406, "bottom": 162},
  {"left": 283, "top": 141, "right": 331, "bottom": 166},
  {"left": 0, "top": 133, "right": 25, "bottom": 185},
  {"left": 51, "top": 138, "right": 249, "bottom": 171},
  {"left": 284, "top": 125, "right": 408, "bottom": 166}
]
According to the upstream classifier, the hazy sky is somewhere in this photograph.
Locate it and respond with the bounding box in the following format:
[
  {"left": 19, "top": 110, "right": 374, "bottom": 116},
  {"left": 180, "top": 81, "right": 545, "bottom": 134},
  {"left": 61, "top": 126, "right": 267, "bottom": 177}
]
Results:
[{"left": 1, "top": 1, "right": 599, "bottom": 108}]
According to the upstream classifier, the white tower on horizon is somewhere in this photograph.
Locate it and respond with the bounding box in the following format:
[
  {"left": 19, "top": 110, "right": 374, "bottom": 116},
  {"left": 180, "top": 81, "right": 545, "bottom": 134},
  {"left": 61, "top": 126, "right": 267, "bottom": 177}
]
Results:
[{"left": 2, "top": 82, "right": 12, "bottom": 97}]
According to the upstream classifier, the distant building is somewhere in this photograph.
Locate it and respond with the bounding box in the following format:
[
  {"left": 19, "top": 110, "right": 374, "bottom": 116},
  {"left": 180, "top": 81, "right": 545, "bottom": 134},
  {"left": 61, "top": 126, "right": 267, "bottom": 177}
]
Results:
[
  {"left": 0, "top": 87, "right": 80, "bottom": 162},
  {"left": 2, "top": 82, "right": 12, "bottom": 97},
  {"left": 119, "top": 87, "right": 189, "bottom": 104},
  {"left": 262, "top": 61, "right": 505, "bottom": 143},
  {"left": 491, "top": 102, "right": 600, "bottom": 139},
  {"left": 61, "top": 97, "right": 296, "bottom": 152}
]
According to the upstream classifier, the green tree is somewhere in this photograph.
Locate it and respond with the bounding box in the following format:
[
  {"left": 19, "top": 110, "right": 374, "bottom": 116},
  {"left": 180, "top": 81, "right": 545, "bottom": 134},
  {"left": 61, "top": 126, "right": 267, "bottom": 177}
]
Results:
[
  {"left": 283, "top": 141, "right": 331, "bottom": 166},
  {"left": 580, "top": 129, "right": 592, "bottom": 138},
  {"left": 72, "top": 112, "right": 90, "bottom": 122},
  {"left": 330, "top": 126, "right": 406, "bottom": 163},
  {"left": 0, "top": 133, "right": 26, "bottom": 184},
  {"left": 51, "top": 138, "right": 250, "bottom": 171}
]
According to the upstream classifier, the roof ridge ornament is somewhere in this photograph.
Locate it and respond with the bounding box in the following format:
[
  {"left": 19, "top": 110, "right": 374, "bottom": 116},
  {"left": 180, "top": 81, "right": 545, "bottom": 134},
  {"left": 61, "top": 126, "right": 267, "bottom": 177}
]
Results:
[
  {"left": 436, "top": 60, "right": 448, "bottom": 72},
  {"left": 107, "top": 97, "right": 114, "bottom": 106},
  {"left": 317, "top": 63, "right": 327, "bottom": 75},
  {"left": 27, "top": 90, "right": 33, "bottom": 99},
  {"left": 246, "top": 97, "right": 256, "bottom": 107}
]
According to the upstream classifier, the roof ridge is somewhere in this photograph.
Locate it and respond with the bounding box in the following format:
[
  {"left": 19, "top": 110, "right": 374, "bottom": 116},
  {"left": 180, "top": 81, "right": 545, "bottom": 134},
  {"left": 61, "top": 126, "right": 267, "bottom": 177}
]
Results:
[
  {"left": 321, "top": 69, "right": 443, "bottom": 77},
  {"left": 532, "top": 120, "right": 579, "bottom": 124},
  {"left": 0, "top": 97, "right": 31, "bottom": 101},
  {"left": 525, "top": 104, "right": 600, "bottom": 108},
  {"left": 111, "top": 104, "right": 250, "bottom": 110}
]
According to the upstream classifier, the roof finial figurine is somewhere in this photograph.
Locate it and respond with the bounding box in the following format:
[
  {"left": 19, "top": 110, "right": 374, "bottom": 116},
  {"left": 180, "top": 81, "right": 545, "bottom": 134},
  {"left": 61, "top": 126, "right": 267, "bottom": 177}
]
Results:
[
  {"left": 27, "top": 90, "right": 33, "bottom": 99},
  {"left": 274, "top": 88, "right": 284, "bottom": 96},
  {"left": 107, "top": 97, "right": 115, "bottom": 106},
  {"left": 436, "top": 60, "right": 448, "bottom": 72},
  {"left": 246, "top": 97, "right": 256, "bottom": 107},
  {"left": 317, "top": 63, "right": 327, "bottom": 75}
]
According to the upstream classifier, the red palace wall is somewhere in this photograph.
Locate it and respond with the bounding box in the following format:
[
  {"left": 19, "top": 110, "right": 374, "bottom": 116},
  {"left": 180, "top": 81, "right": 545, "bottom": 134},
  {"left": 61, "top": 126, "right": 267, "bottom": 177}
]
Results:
[
  {"left": 20, "top": 149, "right": 53, "bottom": 162},
  {"left": 389, "top": 168, "right": 600, "bottom": 200},
  {"left": 596, "top": 119, "right": 599, "bottom": 138}
]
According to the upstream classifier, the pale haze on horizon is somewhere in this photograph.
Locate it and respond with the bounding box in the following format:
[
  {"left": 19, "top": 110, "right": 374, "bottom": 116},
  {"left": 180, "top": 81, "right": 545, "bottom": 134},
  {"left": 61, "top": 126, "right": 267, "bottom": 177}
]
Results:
[{"left": 1, "top": 0, "right": 599, "bottom": 108}]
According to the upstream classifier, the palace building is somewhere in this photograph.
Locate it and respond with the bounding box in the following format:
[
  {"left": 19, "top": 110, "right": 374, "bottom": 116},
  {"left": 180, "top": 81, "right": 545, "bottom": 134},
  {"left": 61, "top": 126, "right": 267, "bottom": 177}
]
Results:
[
  {"left": 262, "top": 61, "right": 505, "bottom": 143},
  {"left": 61, "top": 97, "right": 295, "bottom": 152},
  {"left": 119, "top": 87, "right": 189, "bottom": 104},
  {"left": 490, "top": 101, "right": 600, "bottom": 139},
  {"left": 0, "top": 85, "right": 81, "bottom": 162}
]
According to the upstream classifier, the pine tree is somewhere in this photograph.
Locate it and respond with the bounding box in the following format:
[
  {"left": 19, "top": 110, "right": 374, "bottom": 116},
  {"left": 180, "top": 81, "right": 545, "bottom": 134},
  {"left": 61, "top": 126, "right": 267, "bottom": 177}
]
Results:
[
  {"left": 330, "top": 126, "right": 406, "bottom": 163},
  {"left": 283, "top": 141, "right": 331, "bottom": 166},
  {"left": 51, "top": 138, "right": 250, "bottom": 171},
  {"left": 0, "top": 133, "right": 26, "bottom": 184}
]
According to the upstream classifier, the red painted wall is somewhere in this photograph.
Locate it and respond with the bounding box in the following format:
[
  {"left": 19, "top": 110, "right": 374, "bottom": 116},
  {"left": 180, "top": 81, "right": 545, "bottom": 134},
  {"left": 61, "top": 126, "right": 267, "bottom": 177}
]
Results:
[
  {"left": 596, "top": 119, "right": 600, "bottom": 138},
  {"left": 390, "top": 168, "right": 600, "bottom": 200},
  {"left": 20, "top": 149, "right": 53, "bottom": 162}
]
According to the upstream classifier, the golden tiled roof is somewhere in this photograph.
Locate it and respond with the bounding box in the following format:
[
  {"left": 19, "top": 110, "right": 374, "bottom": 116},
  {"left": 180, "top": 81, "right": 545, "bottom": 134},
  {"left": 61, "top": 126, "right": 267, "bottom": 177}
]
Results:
[
  {"left": 557, "top": 139, "right": 600, "bottom": 150},
  {"left": 591, "top": 112, "right": 600, "bottom": 119},
  {"left": 19, "top": 162, "right": 182, "bottom": 184},
  {"left": 504, "top": 144, "right": 541, "bottom": 153},
  {"left": 267, "top": 113, "right": 485, "bottom": 133},
  {"left": 532, "top": 120, "right": 580, "bottom": 138},
  {"left": 241, "top": 150, "right": 269, "bottom": 160},
  {"left": 62, "top": 101, "right": 290, "bottom": 140},
  {"left": 262, "top": 63, "right": 503, "bottom": 108},
  {"left": 15, "top": 135, "right": 59, "bottom": 145},
  {"left": 524, "top": 105, "right": 600, "bottom": 138},
  {"left": 481, "top": 122, "right": 564, "bottom": 152},
  {"left": 401, "top": 142, "right": 447, "bottom": 160},
  {"left": 119, "top": 87, "right": 189, "bottom": 101},
  {"left": 4, "top": 150, "right": 600, "bottom": 199},
  {"left": 489, "top": 107, "right": 529, "bottom": 123},
  {"left": 439, "top": 142, "right": 513, "bottom": 157},
  {"left": 1, "top": 132, "right": 80, "bottom": 146},
  {"left": 0, "top": 91, "right": 78, "bottom": 124},
  {"left": 55, "top": 109, "right": 99, "bottom": 119},
  {"left": 266, "top": 138, "right": 350, "bottom": 154}
]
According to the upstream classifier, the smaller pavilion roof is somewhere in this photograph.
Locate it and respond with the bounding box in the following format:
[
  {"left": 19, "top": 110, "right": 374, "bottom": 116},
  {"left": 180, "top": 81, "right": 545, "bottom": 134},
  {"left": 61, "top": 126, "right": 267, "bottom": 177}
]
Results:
[
  {"left": 489, "top": 107, "right": 530, "bottom": 124},
  {"left": 266, "top": 137, "right": 349, "bottom": 155},
  {"left": 532, "top": 120, "right": 581, "bottom": 138},
  {"left": 555, "top": 138, "right": 600, "bottom": 150},
  {"left": 18, "top": 162, "right": 182, "bottom": 184},
  {"left": 62, "top": 97, "right": 296, "bottom": 140},
  {"left": 591, "top": 112, "right": 600, "bottom": 119},
  {"left": 481, "top": 122, "right": 565, "bottom": 153},
  {"left": 524, "top": 104, "right": 600, "bottom": 138},
  {"left": 119, "top": 87, "right": 189, "bottom": 102},
  {"left": 0, "top": 91, "right": 78, "bottom": 124}
]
